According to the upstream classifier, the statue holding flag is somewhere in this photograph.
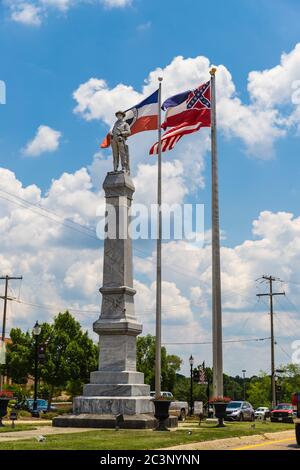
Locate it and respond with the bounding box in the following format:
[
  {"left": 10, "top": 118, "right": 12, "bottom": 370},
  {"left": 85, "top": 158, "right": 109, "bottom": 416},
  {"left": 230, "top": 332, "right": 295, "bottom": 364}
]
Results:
[
  {"left": 100, "top": 90, "right": 159, "bottom": 172},
  {"left": 110, "top": 111, "right": 131, "bottom": 173}
]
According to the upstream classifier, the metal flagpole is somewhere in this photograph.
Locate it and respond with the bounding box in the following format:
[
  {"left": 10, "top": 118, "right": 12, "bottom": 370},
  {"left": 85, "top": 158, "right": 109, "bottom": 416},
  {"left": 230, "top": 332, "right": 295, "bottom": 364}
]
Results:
[
  {"left": 210, "top": 67, "right": 224, "bottom": 398},
  {"left": 155, "top": 77, "right": 163, "bottom": 397}
]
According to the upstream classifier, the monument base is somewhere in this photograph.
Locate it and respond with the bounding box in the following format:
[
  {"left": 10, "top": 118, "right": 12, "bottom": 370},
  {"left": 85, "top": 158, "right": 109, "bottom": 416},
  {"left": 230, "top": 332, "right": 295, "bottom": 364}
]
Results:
[
  {"left": 73, "top": 395, "right": 153, "bottom": 415},
  {"left": 53, "top": 413, "right": 156, "bottom": 429},
  {"left": 53, "top": 413, "right": 178, "bottom": 429}
]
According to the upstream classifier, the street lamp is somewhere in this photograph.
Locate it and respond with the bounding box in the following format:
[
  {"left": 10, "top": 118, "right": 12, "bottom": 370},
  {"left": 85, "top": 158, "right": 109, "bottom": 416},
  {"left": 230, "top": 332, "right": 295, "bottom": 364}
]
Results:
[
  {"left": 242, "top": 370, "right": 246, "bottom": 401},
  {"left": 275, "top": 369, "right": 284, "bottom": 406},
  {"left": 32, "top": 321, "right": 41, "bottom": 418},
  {"left": 189, "top": 355, "right": 194, "bottom": 416}
]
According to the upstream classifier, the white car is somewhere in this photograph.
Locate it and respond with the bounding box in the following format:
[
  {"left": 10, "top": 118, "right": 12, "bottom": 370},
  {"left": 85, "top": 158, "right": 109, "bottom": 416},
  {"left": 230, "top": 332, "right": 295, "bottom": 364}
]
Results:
[
  {"left": 150, "top": 391, "right": 189, "bottom": 421},
  {"left": 150, "top": 391, "right": 173, "bottom": 399},
  {"left": 255, "top": 406, "right": 270, "bottom": 419}
]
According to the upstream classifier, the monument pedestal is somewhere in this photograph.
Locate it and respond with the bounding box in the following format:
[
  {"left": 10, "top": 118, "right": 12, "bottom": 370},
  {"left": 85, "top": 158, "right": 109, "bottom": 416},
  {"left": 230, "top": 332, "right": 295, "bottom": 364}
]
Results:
[{"left": 53, "top": 171, "right": 156, "bottom": 429}]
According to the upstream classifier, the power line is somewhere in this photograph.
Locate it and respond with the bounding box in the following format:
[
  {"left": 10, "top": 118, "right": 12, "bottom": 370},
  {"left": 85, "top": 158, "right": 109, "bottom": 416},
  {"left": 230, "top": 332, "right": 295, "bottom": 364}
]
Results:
[
  {"left": 276, "top": 340, "right": 293, "bottom": 361},
  {"left": 0, "top": 188, "right": 217, "bottom": 287},
  {"left": 0, "top": 187, "right": 271, "bottom": 304},
  {"left": 163, "top": 337, "right": 271, "bottom": 345},
  {"left": 281, "top": 279, "right": 300, "bottom": 287},
  {"left": 273, "top": 295, "right": 300, "bottom": 332},
  {"left": 9, "top": 296, "right": 197, "bottom": 317},
  {"left": 281, "top": 293, "right": 299, "bottom": 316},
  {"left": 0, "top": 193, "right": 98, "bottom": 241},
  {"left": 0, "top": 187, "right": 97, "bottom": 235}
]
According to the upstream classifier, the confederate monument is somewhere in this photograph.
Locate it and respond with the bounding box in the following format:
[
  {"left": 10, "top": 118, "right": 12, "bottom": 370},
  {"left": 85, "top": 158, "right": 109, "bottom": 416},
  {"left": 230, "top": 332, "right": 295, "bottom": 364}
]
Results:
[
  {"left": 111, "top": 110, "right": 131, "bottom": 173},
  {"left": 54, "top": 112, "right": 154, "bottom": 428}
]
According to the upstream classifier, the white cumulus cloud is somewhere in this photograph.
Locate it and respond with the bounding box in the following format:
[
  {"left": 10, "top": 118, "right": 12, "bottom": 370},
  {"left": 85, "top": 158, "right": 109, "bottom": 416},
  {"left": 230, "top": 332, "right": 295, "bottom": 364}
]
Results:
[
  {"left": 73, "top": 48, "right": 300, "bottom": 158},
  {"left": 10, "top": 2, "right": 42, "bottom": 26},
  {"left": 101, "top": 0, "right": 131, "bottom": 8},
  {"left": 40, "top": 0, "right": 73, "bottom": 11},
  {"left": 0, "top": 163, "right": 300, "bottom": 375},
  {"left": 6, "top": 0, "right": 133, "bottom": 25},
  {"left": 23, "top": 125, "right": 62, "bottom": 157}
]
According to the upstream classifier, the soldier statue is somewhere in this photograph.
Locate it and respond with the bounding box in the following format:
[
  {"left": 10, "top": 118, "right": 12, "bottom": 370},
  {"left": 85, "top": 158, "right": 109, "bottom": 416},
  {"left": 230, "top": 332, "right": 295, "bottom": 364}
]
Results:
[{"left": 110, "top": 111, "right": 131, "bottom": 173}]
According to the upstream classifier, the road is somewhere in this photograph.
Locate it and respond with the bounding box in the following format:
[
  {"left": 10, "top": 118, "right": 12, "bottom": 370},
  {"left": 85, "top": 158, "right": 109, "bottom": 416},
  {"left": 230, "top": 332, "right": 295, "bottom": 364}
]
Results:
[
  {"left": 233, "top": 432, "right": 299, "bottom": 451},
  {"left": 165, "top": 429, "right": 299, "bottom": 451}
]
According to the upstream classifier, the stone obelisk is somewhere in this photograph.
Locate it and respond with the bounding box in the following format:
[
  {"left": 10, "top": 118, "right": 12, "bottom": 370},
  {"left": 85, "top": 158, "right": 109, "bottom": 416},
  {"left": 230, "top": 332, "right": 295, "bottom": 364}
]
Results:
[{"left": 54, "top": 171, "right": 154, "bottom": 428}]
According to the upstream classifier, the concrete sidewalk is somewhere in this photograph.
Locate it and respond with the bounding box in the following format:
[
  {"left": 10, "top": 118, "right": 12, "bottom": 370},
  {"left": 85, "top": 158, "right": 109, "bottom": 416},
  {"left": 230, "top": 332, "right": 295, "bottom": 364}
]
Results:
[
  {"left": 0, "top": 426, "right": 93, "bottom": 442},
  {"left": 162, "top": 430, "right": 297, "bottom": 450},
  {"left": 2, "top": 420, "right": 52, "bottom": 425}
]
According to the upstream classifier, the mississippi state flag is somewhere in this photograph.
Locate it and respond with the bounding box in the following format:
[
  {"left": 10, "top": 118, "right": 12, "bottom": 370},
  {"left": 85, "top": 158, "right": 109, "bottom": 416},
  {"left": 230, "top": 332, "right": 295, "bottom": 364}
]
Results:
[
  {"left": 100, "top": 90, "right": 159, "bottom": 148},
  {"left": 149, "top": 81, "right": 211, "bottom": 155}
]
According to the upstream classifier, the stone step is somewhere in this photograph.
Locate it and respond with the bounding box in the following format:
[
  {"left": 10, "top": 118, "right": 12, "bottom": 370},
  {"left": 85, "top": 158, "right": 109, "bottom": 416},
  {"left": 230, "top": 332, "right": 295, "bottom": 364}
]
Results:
[
  {"left": 53, "top": 413, "right": 157, "bottom": 429},
  {"left": 90, "top": 371, "right": 145, "bottom": 384},
  {"left": 83, "top": 383, "right": 150, "bottom": 397}
]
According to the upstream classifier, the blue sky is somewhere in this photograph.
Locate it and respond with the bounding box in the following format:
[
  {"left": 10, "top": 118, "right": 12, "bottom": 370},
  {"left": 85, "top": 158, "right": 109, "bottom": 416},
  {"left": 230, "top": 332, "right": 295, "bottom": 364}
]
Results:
[
  {"left": 1, "top": 0, "right": 300, "bottom": 244},
  {"left": 1, "top": 0, "right": 300, "bottom": 376}
]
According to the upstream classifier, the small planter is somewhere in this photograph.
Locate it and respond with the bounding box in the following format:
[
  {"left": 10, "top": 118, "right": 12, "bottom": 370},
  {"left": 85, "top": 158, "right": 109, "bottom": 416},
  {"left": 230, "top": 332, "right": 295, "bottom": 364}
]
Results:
[
  {"left": 0, "top": 398, "right": 10, "bottom": 427},
  {"left": 152, "top": 399, "right": 172, "bottom": 431},
  {"left": 213, "top": 402, "right": 227, "bottom": 427}
]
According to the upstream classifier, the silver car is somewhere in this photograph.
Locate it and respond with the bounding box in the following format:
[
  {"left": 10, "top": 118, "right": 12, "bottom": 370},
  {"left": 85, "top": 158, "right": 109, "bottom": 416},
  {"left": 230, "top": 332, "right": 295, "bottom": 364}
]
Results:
[{"left": 226, "top": 401, "right": 255, "bottom": 421}]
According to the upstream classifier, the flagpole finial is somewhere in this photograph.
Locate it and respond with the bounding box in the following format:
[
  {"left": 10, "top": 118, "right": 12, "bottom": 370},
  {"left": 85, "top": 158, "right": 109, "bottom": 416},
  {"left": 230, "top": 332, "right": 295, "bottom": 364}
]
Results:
[
  {"left": 158, "top": 76, "right": 163, "bottom": 82},
  {"left": 209, "top": 67, "right": 217, "bottom": 76}
]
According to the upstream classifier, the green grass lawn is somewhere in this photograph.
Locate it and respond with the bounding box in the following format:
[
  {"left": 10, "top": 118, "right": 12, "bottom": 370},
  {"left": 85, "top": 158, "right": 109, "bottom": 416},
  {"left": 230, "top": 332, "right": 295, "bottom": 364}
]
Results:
[
  {"left": 0, "top": 424, "right": 42, "bottom": 433},
  {"left": 0, "top": 421, "right": 295, "bottom": 450}
]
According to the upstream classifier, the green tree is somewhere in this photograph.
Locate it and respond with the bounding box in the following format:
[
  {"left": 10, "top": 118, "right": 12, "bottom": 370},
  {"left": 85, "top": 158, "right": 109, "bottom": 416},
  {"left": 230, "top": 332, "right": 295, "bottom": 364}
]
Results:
[
  {"left": 6, "top": 312, "right": 98, "bottom": 406},
  {"left": 39, "top": 311, "right": 98, "bottom": 406},
  {"left": 136, "top": 334, "right": 182, "bottom": 393},
  {"left": 246, "top": 364, "right": 300, "bottom": 408},
  {"left": 275, "top": 363, "right": 300, "bottom": 403},
  {"left": 246, "top": 373, "right": 271, "bottom": 408},
  {"left": 5, "top": 328, "right": 32, "bottom": 384},
  {"left": 223, "top": 373, "right": 243, "bottom": 400},
  {"left": 173, "top": 375, "right": 208, "bottom": 402}
]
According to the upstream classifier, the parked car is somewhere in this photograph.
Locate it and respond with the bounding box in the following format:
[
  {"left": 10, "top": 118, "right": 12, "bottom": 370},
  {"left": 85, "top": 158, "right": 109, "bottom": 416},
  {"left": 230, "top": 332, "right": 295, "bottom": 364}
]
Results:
[
  {"left": 255, "top": 406, "right": 270, "bottom": 420},
  {"left": 16, "top": 399, "right": 57, "bottom": 414},
  {"left": 169, "top": 400, "right": 189, "bottom": 421},
  {"left": 225, "top": 401, "right": 255, "bottom": 421},
  {"left": 150, "top": 391, "right": 173, "bottom": 399},
  {"left": 150, "top": 391, "right": 189, "bottom": 421},
  {"left": 270, "top": 403, "right": 295, "bottom": 423}
]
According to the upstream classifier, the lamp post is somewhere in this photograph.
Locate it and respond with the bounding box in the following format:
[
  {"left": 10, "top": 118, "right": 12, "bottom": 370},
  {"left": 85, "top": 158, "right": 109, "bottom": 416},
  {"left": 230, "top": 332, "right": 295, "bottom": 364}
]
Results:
[
  {"left": 242, "top": 369, "right": 246, "bottom": 401},
  {"left": 32, "top": 321, "right": 41, "bottom": 418},
  {"left": 189, "top": 355, "right": 194, "bottom": 416},
  {"left": 275, "top": 369, "right": 284, "bottom": 406}
]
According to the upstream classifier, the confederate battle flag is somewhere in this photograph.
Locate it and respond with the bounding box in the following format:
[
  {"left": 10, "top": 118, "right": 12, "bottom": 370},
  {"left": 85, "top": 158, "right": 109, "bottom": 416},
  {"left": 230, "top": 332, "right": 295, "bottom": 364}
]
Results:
[{"left": 150, "top": 81, "right": 211, "bottom": 154}]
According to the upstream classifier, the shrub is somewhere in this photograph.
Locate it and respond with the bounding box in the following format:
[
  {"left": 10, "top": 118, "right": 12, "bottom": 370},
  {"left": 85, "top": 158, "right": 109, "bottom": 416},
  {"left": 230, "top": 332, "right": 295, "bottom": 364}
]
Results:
[
  {"left": 19, "top": 410, "right": 32, "bottom": 418},
  {"left": 41, "top": 412, "right": 58, "bottom": 420}
]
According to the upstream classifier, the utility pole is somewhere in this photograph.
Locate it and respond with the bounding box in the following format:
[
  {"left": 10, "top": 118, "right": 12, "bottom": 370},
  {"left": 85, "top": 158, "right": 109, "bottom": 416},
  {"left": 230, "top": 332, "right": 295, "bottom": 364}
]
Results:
[
  {"left": 0, "top": 275, "right": 23, "bottom": 390},
  {"left": 256, "top": 275, "right": 285, "bottom": 408}
]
